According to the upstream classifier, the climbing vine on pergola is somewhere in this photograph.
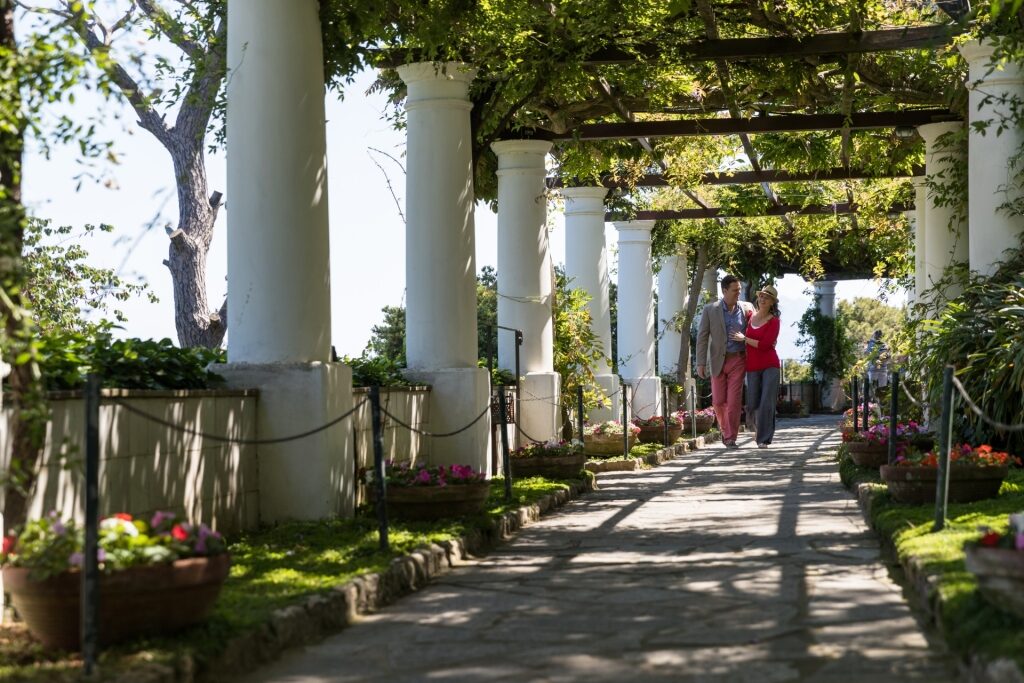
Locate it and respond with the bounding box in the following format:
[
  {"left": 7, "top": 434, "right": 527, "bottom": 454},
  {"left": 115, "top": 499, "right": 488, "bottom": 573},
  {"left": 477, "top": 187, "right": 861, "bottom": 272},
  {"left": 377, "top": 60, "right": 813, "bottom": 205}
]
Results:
[{"left": 316, "top": 0, "right": 1024, "bottom": 283}]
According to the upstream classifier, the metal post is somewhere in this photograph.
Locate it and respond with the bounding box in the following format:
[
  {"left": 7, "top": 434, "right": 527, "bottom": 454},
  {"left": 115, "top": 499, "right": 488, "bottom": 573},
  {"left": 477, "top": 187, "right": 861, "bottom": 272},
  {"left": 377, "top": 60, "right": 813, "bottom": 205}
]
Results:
[
  {"left": 576, "top": 384, "right": 585, "bottom": 445},
  {"left": 82, "top": 374, "right": 100, "bottom": 674},
  {"left": 498, "top": 385, "right": 513, "bottom": 501},
  {"left": 621, "top": 381, "right": 630, "bottom": 457},
  {"left": 888, "top": 371, "right": 900, "bottom": 465},
  {"left": 690, "top": 382, "right": 697, "bottom": 440},
  {"left": 514, "top": 331, "right": 523, "bottom": 451},
  {"left": 369, "top": 386, "right": 389, "bottom": 552},
  {"left": 662, "top": 384, "right": 670, "bottom": 446},
  {"left": 933, "top": 366, "right": 955, "bottom": 532},
  {"left": 852, "top": 377, "right": 859, "bottom": 433},
  {"left": 862, "top": 372, "right": 870, "bottom": 431}
]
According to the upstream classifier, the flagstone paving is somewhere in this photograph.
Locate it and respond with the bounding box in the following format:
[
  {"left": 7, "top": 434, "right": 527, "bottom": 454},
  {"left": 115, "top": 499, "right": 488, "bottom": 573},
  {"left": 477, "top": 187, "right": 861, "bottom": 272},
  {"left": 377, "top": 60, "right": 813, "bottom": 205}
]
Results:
[{"left": 249, "top": 415, "right": 957, "bottom": 682}]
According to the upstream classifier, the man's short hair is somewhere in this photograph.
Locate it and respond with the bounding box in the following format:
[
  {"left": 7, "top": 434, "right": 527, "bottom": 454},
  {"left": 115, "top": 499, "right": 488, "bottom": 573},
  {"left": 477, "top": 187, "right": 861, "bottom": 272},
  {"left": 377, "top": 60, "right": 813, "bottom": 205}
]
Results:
[{"left": 720, "top": 274, "right": 740, "bottom": 292}]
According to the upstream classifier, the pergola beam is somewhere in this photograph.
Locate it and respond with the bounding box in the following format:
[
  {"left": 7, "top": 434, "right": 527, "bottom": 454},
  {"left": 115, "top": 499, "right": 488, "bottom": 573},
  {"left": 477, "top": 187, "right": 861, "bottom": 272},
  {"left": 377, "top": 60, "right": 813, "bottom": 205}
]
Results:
[
  {"left": 554, "top": 110, "right": 957, "bottom": 141},
  {"left": 547, "top": 165, "right": 924, "bottom": 189},
  {"left": 582, "top": 25, "right": 961, "bottom": 66},
  {"left": 613, "top": 202, "right": 914, "bottom": 220}
]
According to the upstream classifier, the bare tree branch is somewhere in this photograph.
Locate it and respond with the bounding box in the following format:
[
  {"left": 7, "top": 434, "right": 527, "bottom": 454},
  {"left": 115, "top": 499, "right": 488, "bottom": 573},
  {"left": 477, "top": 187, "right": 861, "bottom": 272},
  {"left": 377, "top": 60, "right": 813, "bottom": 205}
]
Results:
[{"left": 172, "top": 13, "right": 226, "bottom": 144}]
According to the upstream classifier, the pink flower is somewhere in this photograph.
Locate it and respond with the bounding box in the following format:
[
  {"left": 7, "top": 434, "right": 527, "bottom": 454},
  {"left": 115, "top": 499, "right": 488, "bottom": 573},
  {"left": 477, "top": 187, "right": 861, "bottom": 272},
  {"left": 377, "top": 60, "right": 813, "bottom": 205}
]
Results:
[
  {"left": 1016, "top": 533, "right": 1024, "bottom": 551},
  {"left": 171, "top": 524, "right": 189, "bottom": 541},
  {"left": 2, "top": 534, "right": 16, "bottom": 555}
]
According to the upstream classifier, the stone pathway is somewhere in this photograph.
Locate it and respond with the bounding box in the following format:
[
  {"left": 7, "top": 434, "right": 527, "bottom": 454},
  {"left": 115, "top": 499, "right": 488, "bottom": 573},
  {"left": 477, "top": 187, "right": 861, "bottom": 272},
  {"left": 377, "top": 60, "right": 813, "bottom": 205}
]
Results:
[{"left": 249, "top": 416, "right": 956, "bottom": 682}]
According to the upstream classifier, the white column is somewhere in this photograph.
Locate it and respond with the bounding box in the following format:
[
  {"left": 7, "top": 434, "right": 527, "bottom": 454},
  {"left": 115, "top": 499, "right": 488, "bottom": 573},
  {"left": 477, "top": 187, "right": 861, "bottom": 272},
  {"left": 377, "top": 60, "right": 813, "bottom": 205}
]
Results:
[
  {"left": 398, "top": 62, "right": 490, "bottom": 472},
  {"left": 961, "top": 39, "right": 1024, "bottom": 276},
  {"left": 493, "top": 140, "right": 559, "bottom": 442},
  {"left": 919, "top": 122, "right": 968, "bottom": 300},
  {"left": 222, "top": 0, "right": 353, "bottom": 522},
  {"left": 562, "top": 187, "right": 620, "bottom": 422},
  {"left": 227, "top": 0, "right": 331, "bottom": 363},
  {"left": 906, "top": 207, "right": 918, "bottom": 307},
  {"left": 913, "top": 179, "right": 928, "bottom": 308},
  {"left": 813, "top": 280, "right": 842, "bottom": 410},
  {"left": 614, "top": 221, "right": 662, "bottom": 419},
  {"left": 657, "top": 252, "right": 688, "bottom": 377},
  {"left": 815, "top": 280, "right": 836, "bottom": 318},
  {"left": 701, "top": 267, "right": 719, "bottom": 302}
]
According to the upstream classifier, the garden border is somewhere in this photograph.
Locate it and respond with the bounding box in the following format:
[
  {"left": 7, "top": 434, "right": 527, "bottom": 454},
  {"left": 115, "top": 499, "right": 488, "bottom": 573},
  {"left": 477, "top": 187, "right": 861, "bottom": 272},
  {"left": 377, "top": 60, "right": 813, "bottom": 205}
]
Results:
[
  {"left": 852, "top": 482, "right": 1024, "bottom": 683},
  {"left": 96, "top": 480, "right": 587, "bottom": 683},
  {"left": 585, "top": 431, "right": 721, "bottom": 473}
]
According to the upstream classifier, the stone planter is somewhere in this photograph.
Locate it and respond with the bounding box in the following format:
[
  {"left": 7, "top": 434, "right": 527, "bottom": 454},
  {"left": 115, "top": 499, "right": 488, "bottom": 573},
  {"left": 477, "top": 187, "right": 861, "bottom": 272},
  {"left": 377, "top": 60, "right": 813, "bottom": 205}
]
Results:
[
  {"left": 383, "top": 482, "right": 491, "bottom": 520},
  {"left": 583, "top": 433, "right": 636, "bottom": 457},
  {"left": 682, "top": 415, "right": 716, "bottom": 435},
  {"left": 879, "top": 464, "right": 1009, "bottom": 505},
  {"left": 510, "top": 452, "right": 587, "bottom": 480},
  {"left": 964, "top": 545, "right": 1024, "bottom": 620},
  {"left": 2, "top": 554, "right": 231, "bottom": 651},
  {"left": 846, "top": 441, "right": 889, "bottom": 468},
  {"left": 636, "top": 425, "right": 682, "bottom": 445}
]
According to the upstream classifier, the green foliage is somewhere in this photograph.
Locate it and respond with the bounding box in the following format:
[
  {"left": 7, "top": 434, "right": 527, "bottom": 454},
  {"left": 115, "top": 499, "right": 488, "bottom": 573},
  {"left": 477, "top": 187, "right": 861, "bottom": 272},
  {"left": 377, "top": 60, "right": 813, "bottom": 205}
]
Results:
[
  {"left": 796, "top": 294, "right": 856, "bottom": 383},
  {"left": 901, "top": 244, "right": 1024, "bottom": 453},
  {"left": 477, "top": 265, "right": 498, "bottom": 364},
  {"left": 35, "top": 328, "right": 225, "bottom": 391},
  {"left": 343, "top": 354, "right": 412, "bottom": 388},
  {"left": 364, "top": 305, "right": 406, "bottom": 365},
  {"left": 553, "top": 269, "right": 608, "bottom": 427},
  {"left": 837, "top": 297, "right": 906, "bottom": 359},
  {"left": 781, "top": 359, "right": 813, "bottom": 383},
  {"left": 22, "top": 218, "right": 156, "bottom": 334}
]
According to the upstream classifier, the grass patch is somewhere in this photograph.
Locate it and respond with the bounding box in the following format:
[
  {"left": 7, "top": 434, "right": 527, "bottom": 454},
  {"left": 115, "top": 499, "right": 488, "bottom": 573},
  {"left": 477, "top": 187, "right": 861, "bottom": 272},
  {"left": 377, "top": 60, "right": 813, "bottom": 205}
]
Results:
[
  {"left": 0, "top": 477, "right": 575, "bottom": 681},
  {"left": 836, "top": 442, "right": 881, "bottom": 489},
  {"left": 862, "top": 468, "right": 1024, "bottom": 670}
]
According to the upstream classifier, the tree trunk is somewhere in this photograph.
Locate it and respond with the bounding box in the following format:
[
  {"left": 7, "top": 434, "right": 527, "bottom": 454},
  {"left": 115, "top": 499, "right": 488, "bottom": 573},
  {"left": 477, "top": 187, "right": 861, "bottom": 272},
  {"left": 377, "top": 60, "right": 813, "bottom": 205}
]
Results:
[
  {"left": 675, "top": 245, "right": 709, "bottom": 388},
  {"left": 166, "top": 137, "right": 226, "bottom": 349},
  {"left": 1, "top": 0, "right": 44, "bottom": 530}
]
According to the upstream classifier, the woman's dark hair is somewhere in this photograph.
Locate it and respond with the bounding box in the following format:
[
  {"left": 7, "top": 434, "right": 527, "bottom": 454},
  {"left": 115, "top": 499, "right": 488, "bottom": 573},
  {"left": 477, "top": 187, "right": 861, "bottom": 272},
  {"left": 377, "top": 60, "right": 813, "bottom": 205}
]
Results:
[{"left": 771, "top": 302, "right": 781, "bottom": 318}]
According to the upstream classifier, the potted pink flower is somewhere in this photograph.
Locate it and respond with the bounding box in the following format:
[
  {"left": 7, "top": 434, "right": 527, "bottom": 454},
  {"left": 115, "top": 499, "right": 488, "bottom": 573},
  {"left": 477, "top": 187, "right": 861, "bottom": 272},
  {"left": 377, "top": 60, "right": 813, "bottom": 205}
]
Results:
[
  {"left": 964, "top": 513, "right": 1024, "bottom": 620},
  {"left": 366, "top": 461, "right": 491, "bottom": 520},
  {"left": 0, "top": 510, "right": 229, "bottom": 651}
]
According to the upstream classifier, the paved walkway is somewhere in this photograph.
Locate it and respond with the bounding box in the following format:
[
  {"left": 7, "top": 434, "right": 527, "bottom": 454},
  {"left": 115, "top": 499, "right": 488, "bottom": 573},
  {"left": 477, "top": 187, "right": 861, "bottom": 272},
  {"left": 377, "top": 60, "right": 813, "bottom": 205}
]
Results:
[{"left": 250, "top": 416, "right": 956, "bottom": 682}]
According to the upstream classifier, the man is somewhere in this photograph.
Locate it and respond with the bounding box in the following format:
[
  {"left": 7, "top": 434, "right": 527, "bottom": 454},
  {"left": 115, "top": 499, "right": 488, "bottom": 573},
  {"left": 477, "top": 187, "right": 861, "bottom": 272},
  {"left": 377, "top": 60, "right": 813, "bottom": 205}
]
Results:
[
  {"left": 696, "top": 275, "right": 755, "bottom": 448},
  {"left": 865, "top": 329, "right": 890, "bottom": 388}
]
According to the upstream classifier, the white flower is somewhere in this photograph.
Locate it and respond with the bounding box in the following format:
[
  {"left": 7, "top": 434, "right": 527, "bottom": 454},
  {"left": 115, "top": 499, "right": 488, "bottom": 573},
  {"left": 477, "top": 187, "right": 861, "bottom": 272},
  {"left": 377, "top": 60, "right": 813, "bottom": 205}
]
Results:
[{"left": 99, "top": 517, "right": 138, "bottom": 536}]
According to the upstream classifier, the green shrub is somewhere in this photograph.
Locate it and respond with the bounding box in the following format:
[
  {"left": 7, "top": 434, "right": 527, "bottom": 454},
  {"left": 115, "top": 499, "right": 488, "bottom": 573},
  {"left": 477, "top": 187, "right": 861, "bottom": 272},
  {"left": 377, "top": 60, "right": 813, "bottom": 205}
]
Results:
[
  {"left": 343, "top": 354, "right": 413, "bottom": 388},
  {"left": 37, "top": 328, "right": 225, "bottom": 391}
]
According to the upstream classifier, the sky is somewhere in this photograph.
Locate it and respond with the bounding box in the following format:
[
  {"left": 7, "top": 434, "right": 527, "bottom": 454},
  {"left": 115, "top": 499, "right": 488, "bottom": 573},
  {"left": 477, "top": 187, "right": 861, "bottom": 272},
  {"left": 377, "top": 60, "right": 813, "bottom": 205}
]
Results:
[{"left": 22, "top": 67, "right": 905, "bottom": 365}]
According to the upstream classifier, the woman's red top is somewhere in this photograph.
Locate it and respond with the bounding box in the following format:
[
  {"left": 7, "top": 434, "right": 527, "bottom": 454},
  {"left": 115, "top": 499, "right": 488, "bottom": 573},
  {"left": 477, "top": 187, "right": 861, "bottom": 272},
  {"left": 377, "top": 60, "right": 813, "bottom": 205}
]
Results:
[{"left": 745, "top": 316, "right": 781, "bottom": 371}]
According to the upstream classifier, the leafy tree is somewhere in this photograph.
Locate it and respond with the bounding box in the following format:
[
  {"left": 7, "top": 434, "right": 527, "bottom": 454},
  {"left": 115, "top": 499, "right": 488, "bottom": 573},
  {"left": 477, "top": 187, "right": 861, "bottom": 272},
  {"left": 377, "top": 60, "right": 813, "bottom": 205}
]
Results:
[
  {"left": 23, "top": 218, "right": 155, "bottom": 334},
  {"left": 476, "top": 265, "right": 498, "bottom": 364},
  {"left": 796, "top": 295, "right": 857, "bottom": 384},
  {"left": 25, "top": 0, "right": 229, "bottom": 348},
  {"left": 836, "top": 297, "right": 906, "bottom": 358},
  {"left": 364, "top": 305, "right": 406, "bottom": 365},
  {"left": 553, "top": 270, "right": 607, "bottom": 437}
]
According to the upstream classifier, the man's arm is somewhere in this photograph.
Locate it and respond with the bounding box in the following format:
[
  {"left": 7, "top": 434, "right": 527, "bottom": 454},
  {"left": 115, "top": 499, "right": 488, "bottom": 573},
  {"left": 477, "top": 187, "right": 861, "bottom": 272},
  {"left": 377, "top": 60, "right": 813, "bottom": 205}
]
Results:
[{"left": 695, "top": 308, "right": 711, "bottom": 379}]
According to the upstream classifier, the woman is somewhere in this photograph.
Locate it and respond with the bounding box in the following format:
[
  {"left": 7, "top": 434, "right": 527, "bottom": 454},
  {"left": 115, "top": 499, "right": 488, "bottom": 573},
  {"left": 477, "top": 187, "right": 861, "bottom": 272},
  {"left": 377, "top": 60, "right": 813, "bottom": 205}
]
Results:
[{"left": 729, "top": 285, "right": 781, "bottom": 448}]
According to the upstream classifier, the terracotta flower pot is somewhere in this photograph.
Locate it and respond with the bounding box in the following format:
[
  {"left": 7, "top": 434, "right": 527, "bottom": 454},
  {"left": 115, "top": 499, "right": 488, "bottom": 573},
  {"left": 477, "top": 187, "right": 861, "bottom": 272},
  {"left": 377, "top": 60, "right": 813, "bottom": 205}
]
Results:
[
  {"left": 510, "top": 452, "right": 587, "bottom": 479},
  {"left": 846, "top": 441, "right": 889, "bottom": 468},
  {"left": 879, "top": 464, "right": 1009, "bottom": 505},
  {"left": 583, "top": 432, "right": 636, "bottom": 457},
  {"left": 3, "top": 553, "right": 231, "bottom": 651},
  {"left": 964, "top": 545, "right": 1024, "bottom": 620},
  {"left": 383, "top": 481, "right": 491, "bottom": 520},
  {"left": 636, "top": 425, "right": 682, "bottom": 445}
]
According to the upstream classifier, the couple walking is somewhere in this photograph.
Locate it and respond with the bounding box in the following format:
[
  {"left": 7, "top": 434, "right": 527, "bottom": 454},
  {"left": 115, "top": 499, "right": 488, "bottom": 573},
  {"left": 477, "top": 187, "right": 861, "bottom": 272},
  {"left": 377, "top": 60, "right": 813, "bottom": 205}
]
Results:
[{"left": 695, "top": 274, "right": 781, "bottom": 449}]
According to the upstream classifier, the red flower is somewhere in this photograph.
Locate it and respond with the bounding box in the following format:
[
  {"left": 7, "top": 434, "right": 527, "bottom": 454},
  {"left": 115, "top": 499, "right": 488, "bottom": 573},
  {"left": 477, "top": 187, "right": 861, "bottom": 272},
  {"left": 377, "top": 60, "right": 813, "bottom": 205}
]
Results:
[
  {"left": 171, "top": 524, "right": 189, "bottom": 541},
  {"left": 1, "top": 534, "right": 16, "bottom": 555},
  {"left": 979, "top": 531, "right": 1002, "bottom": 547},
  {"left": 113, "top": 513, "right": 133, "bottom": 521}
]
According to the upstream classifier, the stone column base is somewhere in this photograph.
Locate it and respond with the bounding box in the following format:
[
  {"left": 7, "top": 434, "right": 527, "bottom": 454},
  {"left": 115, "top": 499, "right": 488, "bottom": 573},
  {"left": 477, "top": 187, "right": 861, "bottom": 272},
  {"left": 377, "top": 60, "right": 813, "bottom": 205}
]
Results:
[
  {"left": 627, "top": 376, "right": 663, "bottom": 420},
  {"left": 213, "top": 361, "right": 353, "bottom": 523},
  {"left": 590, "top": 373, "right": 622, "bottom": 423},
  {"left": 519, "top": 371, "right": 561, "bottom": 443},
  {"left": 405, "top": 367, "right": 491, "bottom": 476}
]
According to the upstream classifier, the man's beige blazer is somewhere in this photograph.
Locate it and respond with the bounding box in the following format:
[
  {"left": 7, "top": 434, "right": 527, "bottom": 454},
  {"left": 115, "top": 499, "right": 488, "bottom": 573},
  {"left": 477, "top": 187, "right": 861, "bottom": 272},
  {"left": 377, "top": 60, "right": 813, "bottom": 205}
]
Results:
[{"left": 695, "top": 299, "right": 755, "bottom": 377}]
